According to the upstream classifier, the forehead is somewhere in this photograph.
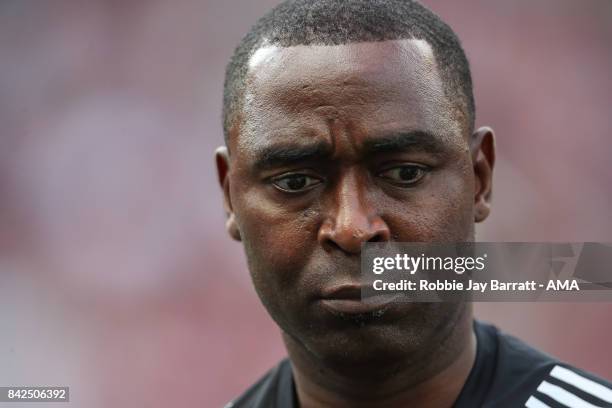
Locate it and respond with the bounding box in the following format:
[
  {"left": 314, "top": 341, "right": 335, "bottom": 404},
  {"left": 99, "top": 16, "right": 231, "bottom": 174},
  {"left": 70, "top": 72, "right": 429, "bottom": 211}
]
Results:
[{"left": 235, "top": 39, "right": 461, "bottom": 154}]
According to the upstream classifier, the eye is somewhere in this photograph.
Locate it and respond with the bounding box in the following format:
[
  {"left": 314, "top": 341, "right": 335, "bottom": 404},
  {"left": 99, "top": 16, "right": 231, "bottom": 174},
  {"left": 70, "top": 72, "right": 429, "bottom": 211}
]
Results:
[
  {"left": 378, "top": 165, "right": 428, "bottom": 186},
  {"left": 271, "top": 173, "right": 322, "bottom": 193}
]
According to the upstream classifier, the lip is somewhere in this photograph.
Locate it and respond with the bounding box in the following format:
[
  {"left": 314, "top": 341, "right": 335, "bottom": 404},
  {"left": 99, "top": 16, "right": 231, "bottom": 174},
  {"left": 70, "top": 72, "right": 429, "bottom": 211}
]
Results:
[
  {"left": 321, "top": 284, "right": 364, "bottom": 300},
  {"left": 319, "top": 284, "right": 403, "bottom": 314}
]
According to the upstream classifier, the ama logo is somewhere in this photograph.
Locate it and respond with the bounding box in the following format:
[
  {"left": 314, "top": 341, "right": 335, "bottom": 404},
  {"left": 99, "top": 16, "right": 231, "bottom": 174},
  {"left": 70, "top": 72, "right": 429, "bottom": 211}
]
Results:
[{"left": 546, "top": 279, "right": 579, "bottom": 291}]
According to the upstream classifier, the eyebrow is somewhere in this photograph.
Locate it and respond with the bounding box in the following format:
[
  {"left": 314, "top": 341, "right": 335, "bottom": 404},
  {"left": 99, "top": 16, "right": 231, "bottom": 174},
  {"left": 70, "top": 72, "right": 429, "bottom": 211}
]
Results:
[
  {"left": 253, "top": 141, "right": 333, "bottom": 171},
  {"left": 252, "top": 130, "right": 449, "bottom": 171},
  {"left": 361, "top": 130, "right": 449, "bottom": 156}
]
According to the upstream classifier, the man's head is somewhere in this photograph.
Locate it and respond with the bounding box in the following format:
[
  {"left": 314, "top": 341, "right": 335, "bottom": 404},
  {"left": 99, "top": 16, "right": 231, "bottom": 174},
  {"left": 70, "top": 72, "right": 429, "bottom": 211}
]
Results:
[
  {"left": 222, "top": 0, "right": 476, "bottom": 144},
  {"left": 216, "top": 0, "right": 494, "bottom": 377}
]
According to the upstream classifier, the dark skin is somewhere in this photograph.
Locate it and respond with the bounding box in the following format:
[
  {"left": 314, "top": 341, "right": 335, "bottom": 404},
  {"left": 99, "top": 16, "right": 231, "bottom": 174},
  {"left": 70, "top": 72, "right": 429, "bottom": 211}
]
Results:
[{"left": 216, "top": 39, "right": 495, "bottom": 407}]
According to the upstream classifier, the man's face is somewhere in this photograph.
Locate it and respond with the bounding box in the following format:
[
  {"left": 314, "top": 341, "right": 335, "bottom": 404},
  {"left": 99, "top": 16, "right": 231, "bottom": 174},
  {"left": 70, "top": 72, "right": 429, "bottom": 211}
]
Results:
[{"left": 217, "top": 39, "right": 493, "bottom": 367}]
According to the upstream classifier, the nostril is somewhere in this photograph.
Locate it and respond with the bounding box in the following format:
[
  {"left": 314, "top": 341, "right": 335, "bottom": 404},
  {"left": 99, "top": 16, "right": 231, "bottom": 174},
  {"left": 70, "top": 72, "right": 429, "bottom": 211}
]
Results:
[
  {"left": 368, "top": 234, "right": 385, "bottom": 243},
  {"left": 322, "top": 238, "right": 343, "bottom": 253}
]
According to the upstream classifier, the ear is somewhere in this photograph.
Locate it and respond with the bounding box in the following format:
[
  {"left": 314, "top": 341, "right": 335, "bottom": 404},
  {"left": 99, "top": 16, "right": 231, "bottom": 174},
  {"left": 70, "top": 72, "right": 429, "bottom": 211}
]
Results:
[
  {"left": 470, "top": 127, "right": 496, "bottom": 223},
  {"left": 215, "top": 146, "right": 241, "bottom": 241}
]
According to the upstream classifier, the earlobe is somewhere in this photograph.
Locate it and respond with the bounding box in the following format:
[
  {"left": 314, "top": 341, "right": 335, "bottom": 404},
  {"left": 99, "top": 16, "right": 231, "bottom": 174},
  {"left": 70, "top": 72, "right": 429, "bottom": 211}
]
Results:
[
  {"left": 470, "top": 127, "right": 496, "bottom": 223},
  {"left": 226, "top": 214, "right": 242, "bottom": 241},
  {"left": 215, "top": 146, "right": 242, "bottom": 241}
]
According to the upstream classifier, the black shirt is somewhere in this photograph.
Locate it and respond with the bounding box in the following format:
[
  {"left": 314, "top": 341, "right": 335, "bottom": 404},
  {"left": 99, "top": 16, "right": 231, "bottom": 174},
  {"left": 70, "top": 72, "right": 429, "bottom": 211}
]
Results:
[{"left": 225, "top": 321, "right": 612, "bottom": 407}]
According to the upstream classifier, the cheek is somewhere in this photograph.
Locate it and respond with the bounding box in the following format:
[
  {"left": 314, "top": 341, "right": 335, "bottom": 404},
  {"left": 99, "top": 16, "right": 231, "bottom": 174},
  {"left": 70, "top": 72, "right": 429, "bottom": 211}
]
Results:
[
  {"left": 386, "top": 168, "right": 475, "bottom": 242},
  {"left": 233, "top": 187, "right": 320, "bottom": 287},
  {"left": 429, "top": 167, "right": 475, "bottom": 240}
]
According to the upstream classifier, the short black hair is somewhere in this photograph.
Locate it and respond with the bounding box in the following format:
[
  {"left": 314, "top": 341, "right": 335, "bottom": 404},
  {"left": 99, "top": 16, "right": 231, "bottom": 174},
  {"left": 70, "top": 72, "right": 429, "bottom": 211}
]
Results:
[{"left": 223, "top": 0, "right": 475, "bottom": 144}]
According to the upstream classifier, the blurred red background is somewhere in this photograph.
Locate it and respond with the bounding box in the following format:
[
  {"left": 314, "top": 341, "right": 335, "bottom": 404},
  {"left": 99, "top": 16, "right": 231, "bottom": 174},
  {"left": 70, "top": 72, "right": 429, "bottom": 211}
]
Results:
[{"left": 0, "top": 1, "right": 610, "bottom": 407}]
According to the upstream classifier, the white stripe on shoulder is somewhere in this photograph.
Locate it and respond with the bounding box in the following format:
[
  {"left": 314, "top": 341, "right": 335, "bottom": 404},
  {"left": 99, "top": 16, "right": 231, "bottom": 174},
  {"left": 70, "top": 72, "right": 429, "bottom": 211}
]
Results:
[
  {"left": 525, "top": 395, "right": 551, "bottom": 408},
  {"left": 550, "top": 365, "right": 612, "bottom": 404},
  {"left": 537, "top": 381, "right": 601, "bottom": 408}
]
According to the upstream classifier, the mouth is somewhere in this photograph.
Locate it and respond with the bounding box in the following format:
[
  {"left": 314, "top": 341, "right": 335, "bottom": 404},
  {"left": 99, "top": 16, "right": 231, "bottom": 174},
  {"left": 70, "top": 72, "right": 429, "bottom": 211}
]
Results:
[{"left": 319, "top": 284, "right": 403, "bottom": 315}]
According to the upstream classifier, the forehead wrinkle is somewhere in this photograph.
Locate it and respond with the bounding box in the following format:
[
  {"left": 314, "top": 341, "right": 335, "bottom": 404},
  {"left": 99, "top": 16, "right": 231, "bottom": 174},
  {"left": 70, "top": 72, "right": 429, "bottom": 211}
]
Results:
[{"left": 248, "top": 72, "right": 383, "bottom": 120}]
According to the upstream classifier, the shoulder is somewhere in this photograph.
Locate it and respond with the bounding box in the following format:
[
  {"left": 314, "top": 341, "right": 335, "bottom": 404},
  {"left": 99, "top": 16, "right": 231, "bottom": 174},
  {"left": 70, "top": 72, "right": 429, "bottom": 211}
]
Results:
[
  {"left": 223, "top": 358, "right": 293, "bottom": 408},
  {"left": 477, "top": 321, "right": 612, "bottom": 407},
  {"left": 522, "top": 364, "right": 612, "bottom": 408}
]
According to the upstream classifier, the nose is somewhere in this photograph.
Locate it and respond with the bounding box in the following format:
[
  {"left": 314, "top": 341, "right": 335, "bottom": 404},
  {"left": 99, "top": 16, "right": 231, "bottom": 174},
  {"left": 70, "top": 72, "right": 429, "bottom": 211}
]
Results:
[{"left": 318, "top": 172, "right": 391, "bottom": 254}]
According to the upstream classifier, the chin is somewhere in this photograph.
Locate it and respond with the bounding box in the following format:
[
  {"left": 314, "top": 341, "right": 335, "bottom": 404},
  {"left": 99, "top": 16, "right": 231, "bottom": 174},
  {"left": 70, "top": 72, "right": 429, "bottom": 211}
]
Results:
[
  {"left": 299, "top": 302, "right": 468, "bottom": 366},
  {"left": 306, "top": 319, "right": 427, "bottom": 365},
  {"left": 312, "top": 334, "right": 412, "bottom": 381}
]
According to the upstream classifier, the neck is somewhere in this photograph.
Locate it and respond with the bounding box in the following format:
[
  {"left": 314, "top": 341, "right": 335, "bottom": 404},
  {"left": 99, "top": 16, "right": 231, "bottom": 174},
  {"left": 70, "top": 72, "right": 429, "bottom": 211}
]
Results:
[{"left": 283, "top": 308, "right": 476, "bottom": 408}]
